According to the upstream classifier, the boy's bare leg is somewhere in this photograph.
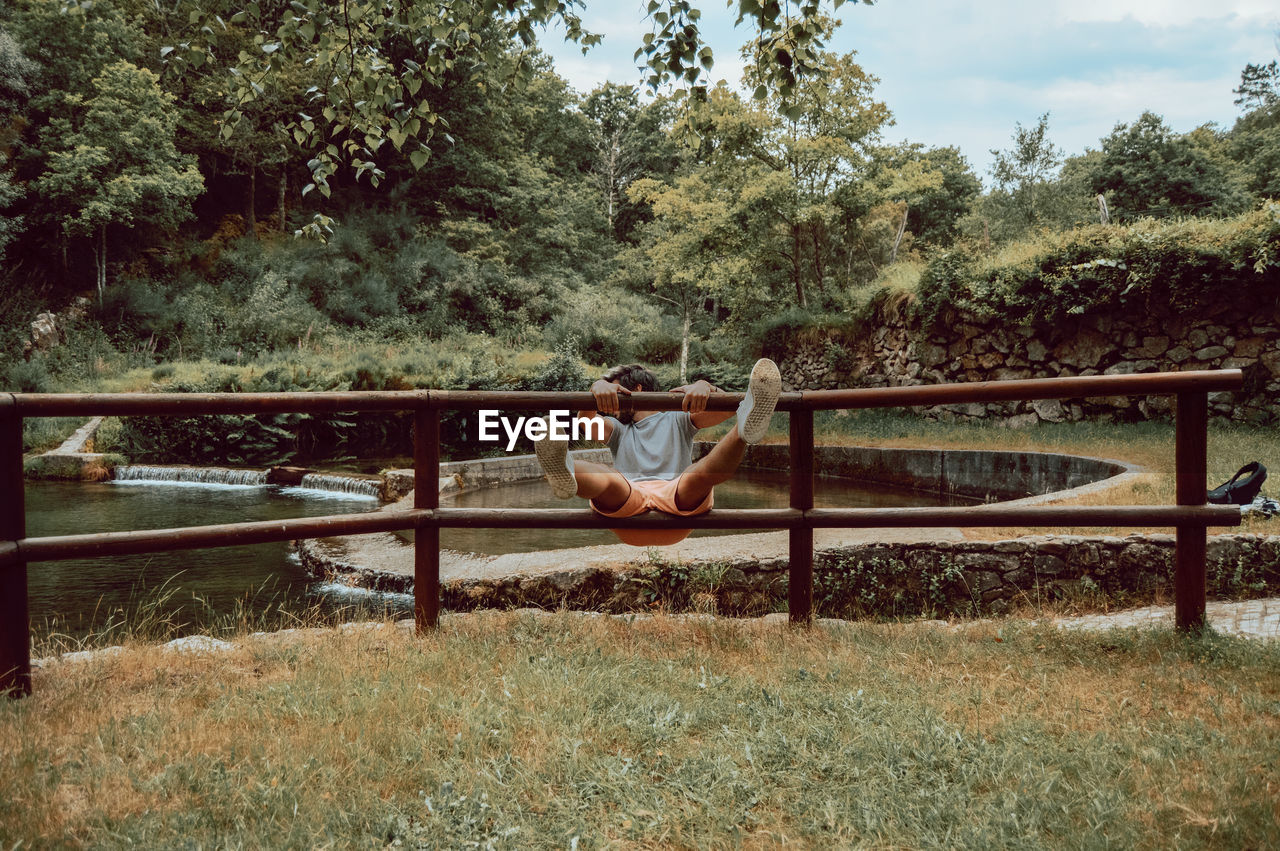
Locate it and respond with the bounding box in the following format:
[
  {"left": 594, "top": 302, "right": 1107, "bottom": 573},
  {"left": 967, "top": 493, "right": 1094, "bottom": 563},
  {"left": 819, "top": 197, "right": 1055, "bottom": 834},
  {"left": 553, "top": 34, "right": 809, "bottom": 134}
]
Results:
[
  {"left": 570, "top": 461, "right": 633, "bottom": 512},
  {"left": 673, "top": 357, "right": 780, "bottom": 511},
  {"left": 674, "top": 429, "right": 745, "bottom": 511}
]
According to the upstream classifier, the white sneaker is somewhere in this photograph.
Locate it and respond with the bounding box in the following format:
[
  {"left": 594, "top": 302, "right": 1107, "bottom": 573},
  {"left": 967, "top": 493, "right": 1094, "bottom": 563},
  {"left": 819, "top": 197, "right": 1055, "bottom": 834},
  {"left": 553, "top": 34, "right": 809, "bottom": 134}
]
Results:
[
  {"left": 534, "top": 428, "right": 578, "bottom": 499},
  {"left": 737, "top": 358, "right": 781, "bottom": 444}
]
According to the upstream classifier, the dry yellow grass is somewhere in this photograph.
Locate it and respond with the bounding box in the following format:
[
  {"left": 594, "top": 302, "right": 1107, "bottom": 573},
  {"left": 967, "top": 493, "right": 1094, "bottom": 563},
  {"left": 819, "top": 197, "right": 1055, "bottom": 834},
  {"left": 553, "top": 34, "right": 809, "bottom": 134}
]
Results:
[{"left": 3, "top": 611, "right": 1277, "bottom": 847}]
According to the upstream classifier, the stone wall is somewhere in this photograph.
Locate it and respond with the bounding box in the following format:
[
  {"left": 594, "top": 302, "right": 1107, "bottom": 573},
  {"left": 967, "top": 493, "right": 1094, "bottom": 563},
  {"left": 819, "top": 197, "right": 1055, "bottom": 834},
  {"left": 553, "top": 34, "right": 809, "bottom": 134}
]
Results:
[
  {"left": 778, "top": 301, "right": 1280, "bottom": 424},
  {"left": 300, "top": 533, "right": 1280, "bottom": 619}
]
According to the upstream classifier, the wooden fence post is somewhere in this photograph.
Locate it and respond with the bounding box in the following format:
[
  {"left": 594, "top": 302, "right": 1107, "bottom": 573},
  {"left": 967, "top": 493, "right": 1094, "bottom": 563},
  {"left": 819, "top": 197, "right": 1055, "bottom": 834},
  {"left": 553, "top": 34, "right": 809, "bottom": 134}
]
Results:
[
  {"left": 789, "top": 409, "right": 814, "bottom": 624},
  {"left": 1175, "top": 391, "right": 1209, "bottom": 632},
  {"left": 414, "top": 399, "right": 441, "bottom": 633},
  {"left": 1, "top": 397, "right": 30, "bottom": 697}
]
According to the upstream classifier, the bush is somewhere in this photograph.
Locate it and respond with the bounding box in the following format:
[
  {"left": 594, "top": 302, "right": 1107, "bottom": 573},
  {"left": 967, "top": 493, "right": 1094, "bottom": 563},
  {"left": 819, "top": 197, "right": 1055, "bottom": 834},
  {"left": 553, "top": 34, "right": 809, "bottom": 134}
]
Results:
[
  {"left": 1, "top": 358, "right": 53, "bottom": 393},
  {"left": 543, "top": 286, "right": 682, "bottom": 365},
  {"left": 914, "top": 204, "right": 1280, "bottom": 328}
]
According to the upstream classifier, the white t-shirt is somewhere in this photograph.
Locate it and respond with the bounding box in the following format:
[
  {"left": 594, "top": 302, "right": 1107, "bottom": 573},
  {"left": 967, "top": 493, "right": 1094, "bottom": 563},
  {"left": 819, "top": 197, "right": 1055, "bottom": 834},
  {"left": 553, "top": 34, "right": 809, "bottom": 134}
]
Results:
[{"left": 604, "top": 411, "right": 698, "bottom": 482}]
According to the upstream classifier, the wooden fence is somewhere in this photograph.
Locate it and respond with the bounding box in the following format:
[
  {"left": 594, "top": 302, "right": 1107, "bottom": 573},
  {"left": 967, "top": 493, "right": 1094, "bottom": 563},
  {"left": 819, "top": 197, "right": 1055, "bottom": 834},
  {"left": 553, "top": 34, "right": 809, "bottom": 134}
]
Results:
[{"left": 1, "top": 369, "right": 1244, "bottom": 697}]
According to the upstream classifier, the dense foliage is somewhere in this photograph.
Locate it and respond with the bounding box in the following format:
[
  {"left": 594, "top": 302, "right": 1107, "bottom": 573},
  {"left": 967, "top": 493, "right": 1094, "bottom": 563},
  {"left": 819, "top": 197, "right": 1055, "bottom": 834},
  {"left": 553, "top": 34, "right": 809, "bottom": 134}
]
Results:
[
  {"left": 916, "top": 204, "right": 1280, "bottom": 328},
  {"left": 0, "top": 0, "right": 1277, "bottom": 451}
]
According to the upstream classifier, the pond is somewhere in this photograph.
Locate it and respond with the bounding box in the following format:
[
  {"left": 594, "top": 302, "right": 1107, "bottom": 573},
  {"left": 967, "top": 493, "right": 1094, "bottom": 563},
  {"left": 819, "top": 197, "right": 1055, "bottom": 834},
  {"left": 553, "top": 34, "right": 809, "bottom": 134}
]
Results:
[
  {"left": 24, "top": 469, "right": 974, "bottom": 640},
  {"left": 420, "top": 468, "right": 977, "bottom": 554},
  {"left": 24, "top": 479, "right": 396, "bottom": 642}
]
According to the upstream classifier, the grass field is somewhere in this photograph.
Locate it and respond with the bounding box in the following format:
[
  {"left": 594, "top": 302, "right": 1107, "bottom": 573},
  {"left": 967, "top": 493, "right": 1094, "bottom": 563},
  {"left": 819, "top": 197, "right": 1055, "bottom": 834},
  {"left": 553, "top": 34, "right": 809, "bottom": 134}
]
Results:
[{"left": 3, "top": 611, "right": 1278, "bottom": 848}]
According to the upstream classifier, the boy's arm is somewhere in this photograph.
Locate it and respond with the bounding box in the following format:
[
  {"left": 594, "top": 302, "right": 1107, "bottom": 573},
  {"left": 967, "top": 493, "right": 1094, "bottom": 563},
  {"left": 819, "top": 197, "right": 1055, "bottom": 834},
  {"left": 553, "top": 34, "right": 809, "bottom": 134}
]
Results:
[
  {"left": 670, "top": 380, "right": 734, "bottom": 429},
  {"left": 575, "top": 379, "right": 625, "bottom": 443}
]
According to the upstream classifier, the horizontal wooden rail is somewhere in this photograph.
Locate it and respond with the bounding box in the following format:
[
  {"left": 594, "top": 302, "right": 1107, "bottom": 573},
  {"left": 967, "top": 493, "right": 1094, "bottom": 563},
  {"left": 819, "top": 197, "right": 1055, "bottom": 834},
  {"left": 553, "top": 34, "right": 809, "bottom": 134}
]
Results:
[
  {"left": 802, "top": 369, "right": 1242, "bottom": 410},
  {"left": 10, "top": 390, "right": 425, "bottom": 416},
  {"left": 13, "top": 511, "right": 424, "bottom": 562},
  {"left": 11, "top": 504, "right": 1242, "bottom": 563},
  {"left": 7, "top": 369, "right": 1244, "bottom": 416}
]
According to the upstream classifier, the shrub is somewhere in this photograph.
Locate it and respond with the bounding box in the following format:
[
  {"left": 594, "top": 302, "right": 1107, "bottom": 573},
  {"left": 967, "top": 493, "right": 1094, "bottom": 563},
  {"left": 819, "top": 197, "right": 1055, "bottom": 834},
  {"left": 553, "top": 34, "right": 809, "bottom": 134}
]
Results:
[
  {"left": 914, "top": 204, "right": 1280, "bottom": 328},
  {"left": 1, "top": 358, "right": 53, "bottom": 393},
  {"left": 543, "top": 287, "right": 681, "bottom": 365}
]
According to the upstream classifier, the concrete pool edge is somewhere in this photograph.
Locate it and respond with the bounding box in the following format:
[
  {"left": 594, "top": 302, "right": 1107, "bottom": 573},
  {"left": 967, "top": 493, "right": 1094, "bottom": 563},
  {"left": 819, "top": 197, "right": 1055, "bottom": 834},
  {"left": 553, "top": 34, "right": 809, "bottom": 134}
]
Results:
[
  {"left": 382, "top": 442, "right": 1144, "bottom": 505},
  {"left": 294, "top": 442, "right": 1263, "bottom": 617}
]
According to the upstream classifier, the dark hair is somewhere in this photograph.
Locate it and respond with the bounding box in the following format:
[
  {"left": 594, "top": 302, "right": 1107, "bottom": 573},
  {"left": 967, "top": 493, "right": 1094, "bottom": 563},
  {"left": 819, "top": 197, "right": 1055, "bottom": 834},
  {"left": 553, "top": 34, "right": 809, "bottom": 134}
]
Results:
[{"left": 602, "top": 363, "right": 658, "bottom": 393}]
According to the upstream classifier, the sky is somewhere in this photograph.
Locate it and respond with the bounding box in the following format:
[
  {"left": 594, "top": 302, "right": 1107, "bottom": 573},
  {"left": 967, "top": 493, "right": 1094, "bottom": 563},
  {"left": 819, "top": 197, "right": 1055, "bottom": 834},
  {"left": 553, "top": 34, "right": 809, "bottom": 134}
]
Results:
[{"left": 540, "top": 0, "right": 1279, "bottom": 183}]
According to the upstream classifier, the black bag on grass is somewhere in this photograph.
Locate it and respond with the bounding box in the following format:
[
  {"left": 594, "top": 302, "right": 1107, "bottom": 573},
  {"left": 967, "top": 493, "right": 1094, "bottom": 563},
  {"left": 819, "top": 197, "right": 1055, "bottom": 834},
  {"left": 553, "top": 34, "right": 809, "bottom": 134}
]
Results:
[{"left": 1207, "top": 461, "right": 1267, "bottom": 505}]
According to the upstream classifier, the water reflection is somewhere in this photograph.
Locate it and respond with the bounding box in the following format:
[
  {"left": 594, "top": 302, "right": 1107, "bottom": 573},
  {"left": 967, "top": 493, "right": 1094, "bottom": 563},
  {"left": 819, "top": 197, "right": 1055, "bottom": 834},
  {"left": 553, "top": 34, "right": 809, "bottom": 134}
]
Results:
[
  {"left": 423, "top": 468, "right": 972, "bottom": 555},
  {"left": 24, "top": 480, "right": 389, "bottom": 640}
]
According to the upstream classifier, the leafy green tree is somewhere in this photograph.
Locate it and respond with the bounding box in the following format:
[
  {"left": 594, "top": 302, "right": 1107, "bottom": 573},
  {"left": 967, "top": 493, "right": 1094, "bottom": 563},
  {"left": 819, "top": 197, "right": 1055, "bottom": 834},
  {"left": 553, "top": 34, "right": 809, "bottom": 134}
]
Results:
[
  {"left": 687, "top": 49, "right": 890, "bottom": 309},
  {"left": 35, "top": 61, "right": 204, "bottom": 298},
  {"left": 1226, "top": 60, "right": 1280, "bottom": 202},
  {"left": 583, "top": 83, "right": 641, "bottom": 238},
  {"left": 987, "top": 113, "right": 1063, "bottom": 231},
  {"left": 153, "top": 0, "right": 317, "bottom": 240},
  {"left": 628, "top": 170, "right": 747, "bottom": 379},
  {"left": 581, "top": 84, "right": 685, "bottom": 241},
  {"left": 173, "top": 0, "right": 861, "bottom": 204},
  {"left": 0, "top": 26, "right": 35, "bottom": 258},
  {"left": 1233, "top": 60, "right": 1280, "bottom": 111},
  {"left": 410, "top": 58, "right": 608, "bottom": 281},
  {"left": 1088, "top": 111, "right": 1246, "bottom": 221},
  {"left": 864, "top": 142, "right": 981, "bottom": 249},
  {"left": 1227, "top": 102, "right": 1280, "bottom": 200}
]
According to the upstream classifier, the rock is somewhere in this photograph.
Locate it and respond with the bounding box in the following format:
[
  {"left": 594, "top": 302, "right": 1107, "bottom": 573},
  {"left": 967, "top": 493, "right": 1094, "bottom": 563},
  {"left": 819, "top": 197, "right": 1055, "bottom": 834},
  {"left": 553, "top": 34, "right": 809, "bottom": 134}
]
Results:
[
  {"left": 1101, "top": 360, "right": 1141, "bottom": 375},
  {"left": 1002, "top": 413, "right": 1039, "bottom": 428},
  {"left": 1052, "top": 329, "right": 1112, "bottom": 369},
  {"left": 1260, "top": 350, "right": 1280, "bottom": 378},
  {"left": 30, "top": 312, "right": 60, "bottom": 352},
  {"left": 1193, "top": 345, "right": 1229, "bottom": 361},
  {"left": 267, "top": 466, "right": 316, "bottom": 486},
  {"left": 1135, "top": 335, "right": 1170, "bottom": 358},
  {"left": 977, "top": 352, "right": 1003, "bottom": 369},
  {"left": 1031, "top": 398, "right": 1066, "bottom": 422},
  {"left": 1033, "top": 554, "right": 1067, "bottom": 576}
]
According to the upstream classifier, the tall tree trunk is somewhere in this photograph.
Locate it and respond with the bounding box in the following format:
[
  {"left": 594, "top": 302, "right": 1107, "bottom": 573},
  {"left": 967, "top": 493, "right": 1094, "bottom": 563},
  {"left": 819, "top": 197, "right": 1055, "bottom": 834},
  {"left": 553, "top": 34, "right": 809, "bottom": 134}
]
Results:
[
  {"left": 245, "top": 164, "right": 257, "bottom": 240},
  {"left": 95, "top": 225, "right": 107, "bottom": 303},
  {"left": 679, "top": 311, "right": 690, "bottom": 385},
  {"left": 278, "top": 167, "right": 287, "bottom": 232},
  {"left": 810, "top": 223, "right": 825, "bottom": 292},
  {"left": 792, "top": 224, "right": 807, "bottom": 308},
  {"left": 889, "top": 205, "right": 908, "bottom": 264}
]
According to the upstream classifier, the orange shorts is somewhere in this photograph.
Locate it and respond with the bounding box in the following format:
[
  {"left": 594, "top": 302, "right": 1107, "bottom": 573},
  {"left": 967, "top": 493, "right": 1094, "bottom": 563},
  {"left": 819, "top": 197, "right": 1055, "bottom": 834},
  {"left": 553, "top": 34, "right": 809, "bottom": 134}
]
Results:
[{"left": 591, "top": 475, "right": 713, "bottom": 547}]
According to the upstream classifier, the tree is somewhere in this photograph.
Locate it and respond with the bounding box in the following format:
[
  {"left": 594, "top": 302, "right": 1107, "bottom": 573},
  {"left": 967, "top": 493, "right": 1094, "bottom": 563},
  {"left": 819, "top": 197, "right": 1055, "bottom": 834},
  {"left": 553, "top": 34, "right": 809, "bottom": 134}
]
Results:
[
  {"left": 987, "top": 113, "right": 1062, "bottom": 230},
  {"left": 581, "top": 84, "right": 684, "bottom": 241},
  {"left": 863, "top": 142, "right": 980, "bottom": 249},
  {"left": 1088, "top": 111, "right": 1244, "bottom": 221},
  {"left": 688, "top": 48, "right": 891, "bottom": 309},
  {"left": 36, "top": 61, "right": 204, "bottom": 298},
  {"left": 0, "top": 27, "right": 36, "bottom": 258},
  {"left": 629, "top": 171, "right": 750, "bottom": 380},
  {"left": 1233, "top": 60, "right": 1280, "bottom": 111},
  {"left": 583, "top": 83, "right": 642, "bottom": 239},
  {"left": 172, "top": 0, "right": 863, "bottom": 207}
]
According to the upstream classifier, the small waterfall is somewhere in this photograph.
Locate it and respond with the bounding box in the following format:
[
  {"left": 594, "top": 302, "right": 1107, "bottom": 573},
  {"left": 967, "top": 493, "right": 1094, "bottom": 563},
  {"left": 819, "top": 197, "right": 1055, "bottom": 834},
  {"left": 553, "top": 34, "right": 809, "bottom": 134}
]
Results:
[
  {"left": 291, "top": 474, "right": 382, "bottom": 500},
  {"left": 112, "top": 465, "right": 268, "bottom": 487}
]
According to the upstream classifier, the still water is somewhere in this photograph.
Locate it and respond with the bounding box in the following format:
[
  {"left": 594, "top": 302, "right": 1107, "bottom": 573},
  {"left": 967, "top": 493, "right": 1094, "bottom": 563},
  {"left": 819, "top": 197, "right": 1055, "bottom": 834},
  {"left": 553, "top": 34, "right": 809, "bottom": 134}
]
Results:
[
  {"left": 24, "top": 480, "right": 391, "bottom": 640},
  {"left": 425, "top": 468, "right": 973, "bottom": 554},
  {"left": 24, "top": 471, "right": 969, "bottom": 639}
]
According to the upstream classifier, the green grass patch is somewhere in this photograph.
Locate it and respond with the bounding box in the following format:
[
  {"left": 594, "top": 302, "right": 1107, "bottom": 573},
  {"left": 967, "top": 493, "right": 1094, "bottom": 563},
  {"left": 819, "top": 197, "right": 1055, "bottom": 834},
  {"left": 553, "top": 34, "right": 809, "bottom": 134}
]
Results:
[{"left": 2, "top": 611, "right": 1277, "bottom": 847}]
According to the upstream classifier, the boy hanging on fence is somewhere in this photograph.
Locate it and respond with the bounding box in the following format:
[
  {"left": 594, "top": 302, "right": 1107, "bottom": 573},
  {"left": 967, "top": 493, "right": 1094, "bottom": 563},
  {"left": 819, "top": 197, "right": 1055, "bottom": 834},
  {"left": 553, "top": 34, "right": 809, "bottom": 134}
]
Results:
[{"left": 533, "top": 358, "right": 781, "bottom": 546}]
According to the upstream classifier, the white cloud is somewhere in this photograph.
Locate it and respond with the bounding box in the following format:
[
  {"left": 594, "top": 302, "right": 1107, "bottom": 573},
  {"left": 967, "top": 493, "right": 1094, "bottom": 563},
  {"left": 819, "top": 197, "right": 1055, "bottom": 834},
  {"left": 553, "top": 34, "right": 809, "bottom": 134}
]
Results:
[
  {"left": 540, "top": 0, "right": 1279, "bottom": 177},
  {"left": 1055, "top": 0, "right": 1277, "bottom": 26}
]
